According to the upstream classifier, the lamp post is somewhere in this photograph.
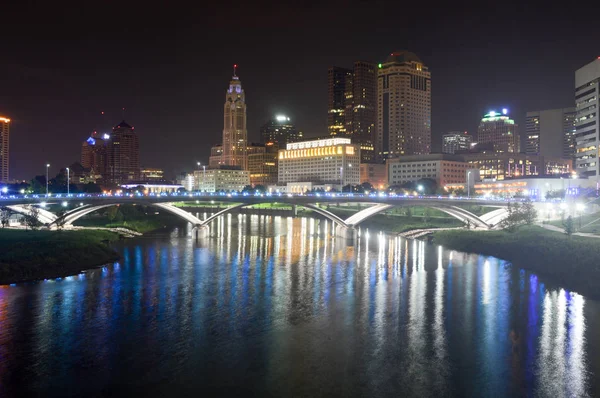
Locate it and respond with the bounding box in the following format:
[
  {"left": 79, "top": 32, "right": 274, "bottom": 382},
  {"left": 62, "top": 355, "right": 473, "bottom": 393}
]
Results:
[
  {"left": 203, "top": 165, "right": 206, "bottom": 193},
  {"left": 340, "top": 166, "right": 343, "bottom": 192},
  {"left": 467, "top": 171, "right": 471, "bottom": 198},
  {"left": 196, "top": 162, "right": 201, "bottom": 191},
  {"left": 45, "top": 164, "right": 50, "bottom": 197},
  {"left": 576, "top": 203, "right": 585, "bottom": 230},
  {"left": 66, "top": 167, "right": 70, "bottom": 195}
]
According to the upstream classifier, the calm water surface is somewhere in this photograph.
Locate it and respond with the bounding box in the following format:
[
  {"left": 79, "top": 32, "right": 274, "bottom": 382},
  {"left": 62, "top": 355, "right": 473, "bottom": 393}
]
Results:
[{"left": 0, "top": 214, "right": 599, "bottom": 397}]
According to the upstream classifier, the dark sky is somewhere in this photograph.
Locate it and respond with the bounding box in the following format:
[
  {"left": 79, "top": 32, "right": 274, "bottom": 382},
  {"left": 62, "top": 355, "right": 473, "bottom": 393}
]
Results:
[{"left": 1, "top": 1, "right": 598, "bottom": 180}]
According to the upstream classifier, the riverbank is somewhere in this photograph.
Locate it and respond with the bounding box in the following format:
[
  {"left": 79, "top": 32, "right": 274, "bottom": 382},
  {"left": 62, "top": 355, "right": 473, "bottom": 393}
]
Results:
[
  {"left": 432, "top": 226, "right": 600, "bottom": 298},
  {"left": 0, "top": 229, "right": 121, "bottom": 285}
]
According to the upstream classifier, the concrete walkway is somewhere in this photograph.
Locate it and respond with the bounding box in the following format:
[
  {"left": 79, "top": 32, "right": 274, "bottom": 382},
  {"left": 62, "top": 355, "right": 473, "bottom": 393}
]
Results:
[{"left": 537, "top": 223, "right": 600, "bottom": 239}]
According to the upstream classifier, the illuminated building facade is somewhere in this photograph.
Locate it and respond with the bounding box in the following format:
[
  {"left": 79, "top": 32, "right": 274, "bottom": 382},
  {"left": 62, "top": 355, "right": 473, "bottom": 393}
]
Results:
[
  {"left": 195, "top": 166, "right": 250, "bottom": 193},
  {"left": 477, "top": 110, "right": 520, "bottom": 153},
  {"left": 473, "top": 177, "right": 597, "bottom": 199},
  {"left": 0, "top": 117, "right": 10, "bottom": 183},
  {"left": 377, "top": 51, "right": 431, "bottom": 160},
  {"left": 248, "top": 142, "right": 278, "bottom": 186},
  {"left": 221, "top": 66, "right": 248, "bottom": 170},
  {"left": 278, "top": 138, "right": 360, "bottom": 187},
  {"left": 574, "top": 58, "right": 600, "bottom": 178},
  {"left": 387, "top": 154, "right": 469, "bottom": 187},
  {"left": 209, "top": 144, "right": 224, "bottom": 168},
  {"left": 328, "top": 62, "right": 377, "bottom": 163},
  {"left": 140, "top": 168, "right": 165, "bottom": 182},
  {"left": 107, "top": 121, "right": 140, "bottom": 185},
  {"left": 81, "top": 131, "right": 110, "bottom": 182},
  {"left": 442, "top": 132, "right": 472, "bottom": 154},
  {"left": 260, "top": 116, "right": 302, "bottom": 145},
  {"left": 525, "top": 108, "right": 576, "bottom": 159},
  {"left": 461, "top": 152, "right": 571, "bottom": 180},
  {"left": 359, "top": 163, "right": 387, "bottom": 189}
]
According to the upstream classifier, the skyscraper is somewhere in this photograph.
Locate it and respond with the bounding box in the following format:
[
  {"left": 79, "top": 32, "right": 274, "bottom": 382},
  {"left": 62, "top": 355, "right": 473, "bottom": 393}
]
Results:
[
  {"left": 525, "top": 108, "right": 576, "bottom": 159},
  {"left": 442, "top": 132, "right": 472, "bottom": 154},
  {"left": 477, "top": 109, "right": 520, "bottom": 153},
  {"left": 575, "top": 58, "right": 600, "bottom": 178},
  {"left": 221, "top": 65, "right": 247, "bottom": 170},
  {"left": 327, "top": 62, "right": 377, "bottom": 163},
  {"left": 377, "top": 51, "right": 431, "bottom": 160},
  {"left": 81, "top": 130, "right": 109, "bottom": 182},
  {"left": 107, "top": 121, "right": 139, "bottom": 184},
  {"left": 327, "top": 67, "right": 353, "bottom": 137},
  {"left": 0, "top": 117, "right": 9, "bottom": 183},
  {"left": 260, "top": 115, "right": 302, "bottom": 145}
]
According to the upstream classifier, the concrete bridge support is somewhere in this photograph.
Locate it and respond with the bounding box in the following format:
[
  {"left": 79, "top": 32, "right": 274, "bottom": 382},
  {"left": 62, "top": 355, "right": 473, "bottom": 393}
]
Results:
[
  {"left": 194, "top": 224, "right": 210, "bottom": 239},
  {"left": 335, "top": 225, "right": 357, "bottom": 241}
]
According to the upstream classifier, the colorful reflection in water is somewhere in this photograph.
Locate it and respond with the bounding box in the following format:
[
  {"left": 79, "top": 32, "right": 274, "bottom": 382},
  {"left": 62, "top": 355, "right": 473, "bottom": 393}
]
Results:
[{"left": 0, "top": 214, "right": 597, "bottom": 397}]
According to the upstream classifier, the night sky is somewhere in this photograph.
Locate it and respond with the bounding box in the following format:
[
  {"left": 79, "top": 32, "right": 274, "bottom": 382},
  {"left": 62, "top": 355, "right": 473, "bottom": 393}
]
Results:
[{"left": 1, "top": 1, "right": 598, "bottom": 180}]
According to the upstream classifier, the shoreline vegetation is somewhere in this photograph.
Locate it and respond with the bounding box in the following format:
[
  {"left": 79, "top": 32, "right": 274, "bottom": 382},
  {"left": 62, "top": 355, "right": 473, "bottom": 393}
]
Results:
[{"left": 0, "top": 229, "right": 120, "bottom": 285}]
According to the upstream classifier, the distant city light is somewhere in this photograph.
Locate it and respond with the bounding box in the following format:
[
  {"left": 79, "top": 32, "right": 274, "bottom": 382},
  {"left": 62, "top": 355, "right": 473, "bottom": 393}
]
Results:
[
  {"left": 61, "top": 201, "right": 68, "bottom": 207},
  {"left": 502, "top": 108, "right": 508, "bottom": 115},
  {"left": 275, "top": 115, "right": 290, "bottom": 122},
  {"left": 86, "top": 137, "right": 96, "bottom": 145},
  {"left": 378, "top": 63, "right": 382, "bottom": 68},
  {"left": 1, "top": 187, "right": 7, "bottom": 194},
  {"left": 489, "top": 111, "right": 496, "bottom": 117},
  {"left": 102, "top": 133, "right": 110, "bottom": 140}
]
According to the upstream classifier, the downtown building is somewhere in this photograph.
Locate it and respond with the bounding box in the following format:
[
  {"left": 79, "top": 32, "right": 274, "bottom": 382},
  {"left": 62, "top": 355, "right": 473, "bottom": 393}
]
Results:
[
  {"left": 248, "top": 142, "right": 278, "bottom": 186},
  {"left": 107, "top": 121, "right": 140, "bottom": 185},
  {"left": 328, "top": 61, "right": 377, "bottom": 163},
  {"left": 477, "top": 109, "right": 520, "bottom": 153},
  {"left": 221, "top": 66, "right": 248, "bottom": 170},
  {"left": 277, "top": 137, "right": 360, "bottom": 193},
  {"left": 525, "top": 108, "right": 576, "bottom": 160},
  {"left": 442, "top": 132, "right": 472, "bottom": 154},
  {"left": 574, "top": 58, "right": 600, "bottom": 179},
  {"left": 0, "top": 116, "right": 10, "bottom": 183},
  {"left": 377, "top": 51, "right": 431, "bottom": 161},
  {"left": 81, "top": 130, "right": 110, "bottom": 183},
  {"left": 260, "top": 115, "right": 302, "bottom": 145},
  {"left": 387, "top": 154, "right": 470, "bottom": 188}
]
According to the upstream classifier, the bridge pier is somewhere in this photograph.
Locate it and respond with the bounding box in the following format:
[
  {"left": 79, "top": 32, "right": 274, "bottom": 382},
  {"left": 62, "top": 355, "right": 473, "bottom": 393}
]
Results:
[
  {"left": 292, "top": 204, "right": 297, "bottom": 217},
  {"left": 194, "top": 224, "right": 210, "bottom": 239},
  {"left": 335, "top": 225, "right": 357, "bottom": 242}
]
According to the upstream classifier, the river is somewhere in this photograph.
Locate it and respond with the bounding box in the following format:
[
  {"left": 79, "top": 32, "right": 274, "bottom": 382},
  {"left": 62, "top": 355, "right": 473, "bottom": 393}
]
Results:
[{"left": 0, "top": 214, "right": 598, "bottom": 397}]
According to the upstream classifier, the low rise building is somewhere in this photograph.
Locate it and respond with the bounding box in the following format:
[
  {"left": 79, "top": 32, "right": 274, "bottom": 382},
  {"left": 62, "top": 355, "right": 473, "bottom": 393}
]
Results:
[
  {"left": 473, "top": 177, "right": 597, "bottom": 199},
  {"left": 248, "top": 142, "right": 278, "bottom": 186},
  {"left": 359, "top": 163, "right": 387, "bottom": 189},
  {"left": 387, "top": 154, "right": 470, "bottom": 188},
  {"left": 461, "top": 152, "right": 572, "bottom": 181},
  {"left": 278, "top": 137, "right": 360, "bottom": 188},
  {"left": 140, "top": 168, "right": 165, "bottom": 182},
  {"left": 121, "top": 183, "right": 183, "bottom": 194},
  {"left": 195, "top": 166, "right": 250, "bottom": 193}
]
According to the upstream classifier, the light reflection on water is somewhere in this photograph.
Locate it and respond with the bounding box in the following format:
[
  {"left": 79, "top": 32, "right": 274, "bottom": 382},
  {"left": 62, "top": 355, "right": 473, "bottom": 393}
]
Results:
[{"left": 0, "top": 214, "right": 597, "bottom": 397}]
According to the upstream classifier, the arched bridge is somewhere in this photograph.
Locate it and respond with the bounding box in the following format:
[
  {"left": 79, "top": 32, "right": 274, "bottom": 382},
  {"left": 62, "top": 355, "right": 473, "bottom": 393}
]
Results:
[{"left": 1, "top": 195, "right": 512, "bottom": 239}]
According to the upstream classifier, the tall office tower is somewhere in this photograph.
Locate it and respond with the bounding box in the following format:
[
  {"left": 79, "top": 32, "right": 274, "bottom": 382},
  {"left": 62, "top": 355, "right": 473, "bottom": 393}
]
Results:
[
  {"left": 221, "top": 65, "right": 248, "bottom": 170},
  {"left": 477, "top": 109, "right": 520, "bottom": 153},
  {"left": 81, "top": 131, "right": 109, "bottom": 181},
  {"left": 327, "top": 66, "right": 353, "bottom": 137},
  {"left": 260, "top": 115, "right": 302, "bottom": 145},
  {"left": 575, "top": 58, "right": 600, "bottom": 178},
  {"left": 108, "top": 121, "right": 140, "bottom": 184},
  {"left": 377, "top": 51, "right": 431, "bottom": 160},
  {"left": 442, "top": 132, "right": 472, "bottom": 154},
  {"left": 327, "top": 62, "right": 377, "bottom": 163},
  {"left": 0, "top": 116, "right": 10, "bottom": 183},
  {"left": 351, "top": 61, "right": 377, "bottom": 163},
  {"left": 525, "top": 108, "right": 576, "bottom": 159}
]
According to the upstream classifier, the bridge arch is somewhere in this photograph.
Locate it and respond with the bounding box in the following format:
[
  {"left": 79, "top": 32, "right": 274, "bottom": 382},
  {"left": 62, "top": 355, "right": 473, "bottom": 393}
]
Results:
[{"left": 6, "top": 205, "right": 57, "bottom": 225}]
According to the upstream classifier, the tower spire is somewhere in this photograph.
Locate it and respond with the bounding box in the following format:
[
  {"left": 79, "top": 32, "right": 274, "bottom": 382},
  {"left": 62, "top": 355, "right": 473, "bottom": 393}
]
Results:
[{"left": 233, "top": 64, "right": 237, "bottom": 77}]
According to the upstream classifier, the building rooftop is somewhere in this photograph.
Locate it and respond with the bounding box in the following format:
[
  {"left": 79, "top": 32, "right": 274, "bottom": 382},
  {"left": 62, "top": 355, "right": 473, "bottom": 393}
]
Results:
[
  {"left": 385, "top": 51, "right": 422, "bottom": 64},
  {"left": 114, "top": 120, "right": 133, "bottom": 130}
]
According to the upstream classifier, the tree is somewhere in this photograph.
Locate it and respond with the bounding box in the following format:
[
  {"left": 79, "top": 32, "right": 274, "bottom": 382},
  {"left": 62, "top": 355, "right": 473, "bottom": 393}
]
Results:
[
  {"left": 254, "top": 185, "right": 267, "bottom": 194},
  {"left": 0, "top": 207, "right": 10, "bottom": 228},
  {"left": 241, "top": 185, "right": 253, "bottom": 194},
  {"left": 82, "top": 182, "right": 102, "bottom": 193},
  {"left": 405, "top": 207, "right": 412, "bottom": 219},
  {"left": 342, "top": 184, "right": 353, "bottom": 193},
  {"left": 107, "top": 206, "right": 119, "bottom": 222},
  {"left": 25, "top": 205, "right": 41, "bottom": 231},
  {"left": 563, "top": 216, "right": 575, "bottom": 238},
  {"left": 360, "top": 182, "right": 374, "bottom": 193},
  {"left": 55, "top": 208, "right": 67, "bottom": 231},
  {"left": 423, "top": 207, "right": 431, "bottom": 225},
  {"left": 521, "top": 199, "right": 537, "bottom": 225},
  {"left": 29, "top": 175, "right": 46, "bottom": 194}
]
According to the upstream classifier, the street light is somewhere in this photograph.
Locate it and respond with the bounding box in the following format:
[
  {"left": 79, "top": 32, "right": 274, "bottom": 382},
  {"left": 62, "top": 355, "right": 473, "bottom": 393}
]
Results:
[
  {"left": 467, "top": 171, "right": 472, "bottom": 198},
  {"left": 45, "top": 164, "right": 50, "bottom": 197},
  {"left": 203, "top": 165, "right": 206, "bottom": 193},
  {"left": 417, "top": 185, "right": 424, "bottom": 193},
  {"left": 576, "top": 203, "right": 585, "bottom": 229},
  {"left": 66, "top": 167, "right": 70, "bottom": 196}
]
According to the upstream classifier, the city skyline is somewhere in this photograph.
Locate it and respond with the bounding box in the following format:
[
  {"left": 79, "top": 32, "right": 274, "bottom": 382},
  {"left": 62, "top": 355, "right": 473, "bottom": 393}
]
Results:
[{"left": 1, "top": 2, "right": 597, "bottom": 180}]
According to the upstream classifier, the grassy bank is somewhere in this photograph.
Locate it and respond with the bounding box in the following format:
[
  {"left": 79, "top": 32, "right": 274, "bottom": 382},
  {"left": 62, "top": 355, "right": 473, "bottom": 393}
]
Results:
[
  {"left": 73, "top": 206, "right": 185, "bottom": 233},
  {"left": 0, "top": 229, "right": 121, "bottom": 284},
  {"left": 432, "top": 226, "right": 600, "bottom": 297}
]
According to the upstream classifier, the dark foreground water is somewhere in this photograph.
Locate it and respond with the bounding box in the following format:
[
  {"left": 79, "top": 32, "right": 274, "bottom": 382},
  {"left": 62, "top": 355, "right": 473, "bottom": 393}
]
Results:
[{"left": 0, "top": 215, "right": 599, "bottom": 397}]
